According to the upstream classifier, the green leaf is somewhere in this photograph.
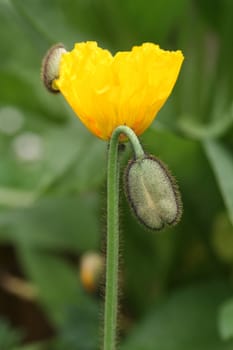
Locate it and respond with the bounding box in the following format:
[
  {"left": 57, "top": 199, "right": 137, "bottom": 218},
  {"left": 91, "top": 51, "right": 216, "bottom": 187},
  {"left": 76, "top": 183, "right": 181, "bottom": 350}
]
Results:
[
  {"left": 16, "top": 344, "right": 47, "bottom": 350},
  {"left": 38, "top": 124, "right": 106, "bottom": 194},
  {"left": 219, "top": 298, "right": 233, "bottom": 340},
  {"left": 117, "top": 0, "right": 188, "bottom": 42},
  {"left": 203, "top": 140, "right": 233, "bottom": 226},
  {"left": 178, "top": 103, "right": 233, "bottom": 140},
  {"left": 0, "top": 187, "right": 36, "bottom": 208},
  {"left": 0, "top": 118, "right": 105, "bottom": 195},
  {"left": 10, "top": 0, "right": 76, "bottom": 46},
  {"left": 10, "top": 0, "right": 113, "bottom": 46},
  {"left": 0, "top": 194, "right": 100, "bottom": 251},
  {"left": 54, "top": 302, "right": 99, "bottom": 350},
  {"left": 0, "top": 318, "right": 23, "bottom": 349},
  {"left": 121, "top": 281, "right": 233, "bottom": 350},
  {"left": 36, "top": 125, "right": 87, "bottom": 192},
  {"left": 17, "top": 246, "right": 99, "bottom": 328},
  {"left": 0, "top": 2, "right": 41, "bottom": 69},
  {"left": 52, "top": 135, "right": 106, "bottom": 194}
]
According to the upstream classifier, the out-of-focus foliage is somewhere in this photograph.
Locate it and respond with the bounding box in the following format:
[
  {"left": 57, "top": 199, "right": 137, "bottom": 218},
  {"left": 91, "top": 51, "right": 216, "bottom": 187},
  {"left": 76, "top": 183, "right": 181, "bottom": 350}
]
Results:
[
  {"left": 1, "top": 0, "right": 233, "bottom": 349},
  {"left": 0, "top": 318, "right": 23, "bottom": 349}
]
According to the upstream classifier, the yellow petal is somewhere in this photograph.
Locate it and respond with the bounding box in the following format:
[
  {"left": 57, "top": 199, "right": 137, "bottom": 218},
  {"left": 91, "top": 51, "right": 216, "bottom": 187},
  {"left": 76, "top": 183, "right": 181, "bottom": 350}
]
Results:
[{"left": 55, "top": 41, "right": 184, "bottom": 140}]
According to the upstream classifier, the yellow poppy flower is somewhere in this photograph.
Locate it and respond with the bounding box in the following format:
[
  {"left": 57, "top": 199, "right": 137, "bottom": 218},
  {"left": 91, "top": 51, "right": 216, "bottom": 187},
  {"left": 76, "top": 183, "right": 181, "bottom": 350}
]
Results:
[{"left": 54, "top": 41, "right": 184, "bottom": 140}]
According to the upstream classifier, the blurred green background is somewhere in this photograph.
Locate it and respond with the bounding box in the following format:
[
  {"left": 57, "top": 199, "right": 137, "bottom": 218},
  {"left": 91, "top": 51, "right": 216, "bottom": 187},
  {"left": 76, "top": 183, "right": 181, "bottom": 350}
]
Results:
[{"left": 1, "top": 0, "right": 233, "bottom": 349}]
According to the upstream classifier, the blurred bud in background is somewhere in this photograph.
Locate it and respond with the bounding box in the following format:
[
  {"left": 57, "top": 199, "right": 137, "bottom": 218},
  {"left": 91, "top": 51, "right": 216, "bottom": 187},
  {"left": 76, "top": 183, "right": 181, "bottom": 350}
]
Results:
[{"left": 80, "top": 252, "right": 104, "bottom": 293}]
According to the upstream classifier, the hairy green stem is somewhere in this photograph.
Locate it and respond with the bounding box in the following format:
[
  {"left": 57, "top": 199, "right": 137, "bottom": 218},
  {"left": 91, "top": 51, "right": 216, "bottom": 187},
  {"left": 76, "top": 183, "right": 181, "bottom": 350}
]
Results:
[{"left": 103, "top": 126, "right": 144, "bottom": 350}]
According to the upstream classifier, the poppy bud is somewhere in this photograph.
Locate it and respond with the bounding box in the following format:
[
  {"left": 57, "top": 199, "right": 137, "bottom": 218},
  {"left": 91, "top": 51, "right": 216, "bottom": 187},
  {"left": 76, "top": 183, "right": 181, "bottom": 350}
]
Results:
[
  {"left": 80, "top": 252, "right": 104, "bottom": 293},
  {"left": 41, "top": 43, "right": 66, "bottom": 93},
  {"left": 124, "top": 155, "right": 182, "bottom": 230}
]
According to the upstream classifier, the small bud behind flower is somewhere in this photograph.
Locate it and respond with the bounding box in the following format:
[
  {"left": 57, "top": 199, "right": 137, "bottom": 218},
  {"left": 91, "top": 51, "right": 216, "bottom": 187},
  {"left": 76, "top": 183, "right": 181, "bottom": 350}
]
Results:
[
  {"left": 80, "top": 252, "right": 104, "bottom": 293},
  {"left": 41, "top": 43, "right": 66, "bottom": 93},
  {"left": 124, "top": 155, "right": 182, "bottom": 230}
]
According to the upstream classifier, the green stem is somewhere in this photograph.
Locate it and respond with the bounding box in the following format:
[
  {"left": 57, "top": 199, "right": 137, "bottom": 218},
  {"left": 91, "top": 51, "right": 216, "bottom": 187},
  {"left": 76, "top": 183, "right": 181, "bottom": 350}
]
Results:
[{"left": 104, "top": 126, "right": 144, "bottom": 350}]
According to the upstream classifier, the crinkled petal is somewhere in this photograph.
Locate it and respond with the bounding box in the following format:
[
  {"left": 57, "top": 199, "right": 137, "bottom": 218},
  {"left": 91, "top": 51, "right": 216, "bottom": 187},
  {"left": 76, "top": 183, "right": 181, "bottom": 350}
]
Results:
[{"left": 55, "top": 41, "right": 184, "bottom": 140}]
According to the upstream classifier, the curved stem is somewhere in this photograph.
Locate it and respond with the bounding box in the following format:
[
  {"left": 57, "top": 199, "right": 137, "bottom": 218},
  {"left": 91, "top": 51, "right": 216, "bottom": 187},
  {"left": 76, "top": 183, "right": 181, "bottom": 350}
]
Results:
[
  {"left": 103, "top": 126, "right": 144, "bottom": 350},
  {"left": 113, "top": 125, "right": 145, "bottom": 159}
]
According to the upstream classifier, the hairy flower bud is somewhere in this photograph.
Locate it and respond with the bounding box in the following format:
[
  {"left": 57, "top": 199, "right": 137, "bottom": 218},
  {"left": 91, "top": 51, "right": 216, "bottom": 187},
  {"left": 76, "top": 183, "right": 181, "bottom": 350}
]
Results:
[
  {"left": 124, "top": 155, "right": 182, "bottom": 230},
  {"left": 41, "top": 43, "right": 66, "bottom": 93}
]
